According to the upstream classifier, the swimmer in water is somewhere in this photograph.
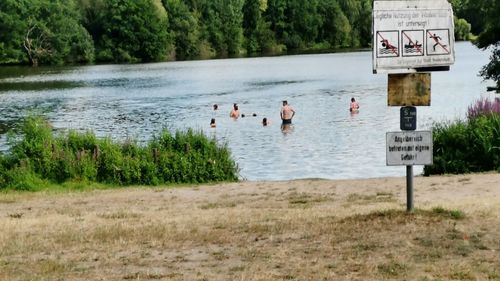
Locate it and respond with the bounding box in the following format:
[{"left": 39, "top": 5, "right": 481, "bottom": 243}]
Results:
[
  {"left": 230, "top": 103, "right": 240, "bottom": 119},
  {"left": 350, "top": 97, "right": 360, "bottom": 113}
]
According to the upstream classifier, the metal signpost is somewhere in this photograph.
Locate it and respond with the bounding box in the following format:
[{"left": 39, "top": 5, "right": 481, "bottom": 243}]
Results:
[
  {"left": 386, "top": 130, "right": 433, "bottom": 210},
  {"left": 373, "top": 0, "right": 455, "bottom": 212}
]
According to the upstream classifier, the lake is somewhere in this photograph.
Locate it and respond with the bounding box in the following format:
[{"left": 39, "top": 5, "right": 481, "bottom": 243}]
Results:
[{"left": 0, "top": 42, "right": 496, "bottom": 180}]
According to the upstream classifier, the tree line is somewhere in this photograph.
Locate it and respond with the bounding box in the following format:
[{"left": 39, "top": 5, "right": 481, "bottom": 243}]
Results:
[
  {"left": 452, "top": 0, "right": 500, "bottom": 89},
  {"left": 0, "top": 0, "right": 372, "bottom": 65},
  {"left": 1, "top": 0, "right": 497, "bottom": 88}
]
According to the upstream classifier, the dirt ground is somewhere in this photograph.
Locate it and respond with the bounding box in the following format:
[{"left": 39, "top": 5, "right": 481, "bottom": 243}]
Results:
[{"left": 0, "top": 173, "right": 499, "bottom": 280}]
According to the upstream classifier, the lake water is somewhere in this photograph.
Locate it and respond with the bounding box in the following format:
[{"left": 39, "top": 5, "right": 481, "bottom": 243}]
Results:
[{"left": 0, "top": 42, "right": 496, "bottom": 180}]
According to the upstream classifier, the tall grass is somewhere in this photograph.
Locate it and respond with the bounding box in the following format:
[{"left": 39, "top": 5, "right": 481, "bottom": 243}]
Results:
[
  {"left": 424, "top": 98, "right": 500, "bottom": 175},
  {"left": 0, "top": 116, "right": 239, "bottom": 190}
]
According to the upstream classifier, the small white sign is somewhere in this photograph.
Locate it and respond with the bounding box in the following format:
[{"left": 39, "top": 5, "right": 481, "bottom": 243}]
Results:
[
  {"left": 373, "top": 0, "right": 455, "bottom": 73},
  {"left": 386, "top": 131, "right": 433, "bottom": 166}
]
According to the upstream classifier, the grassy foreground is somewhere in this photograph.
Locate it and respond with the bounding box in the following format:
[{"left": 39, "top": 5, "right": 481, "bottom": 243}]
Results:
[{"left": 1, "top": 173, "right": 499, "bottom": 280}]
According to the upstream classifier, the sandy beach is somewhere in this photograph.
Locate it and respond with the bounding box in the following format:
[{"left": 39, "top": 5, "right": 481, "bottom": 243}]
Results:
[{"left": 1, "top": 172, "right": 499, "bottom": 280}]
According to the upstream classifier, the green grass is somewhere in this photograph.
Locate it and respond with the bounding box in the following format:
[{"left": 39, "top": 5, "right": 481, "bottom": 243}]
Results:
[
  {"left": 0, "top": 116, "right": 239, "bottom": 190},
  {"left": 424, "top": 112, "right": 500, "bottom": 175},
  {"left": 431, "top": 207, "right": 466, "bottom": 220}
]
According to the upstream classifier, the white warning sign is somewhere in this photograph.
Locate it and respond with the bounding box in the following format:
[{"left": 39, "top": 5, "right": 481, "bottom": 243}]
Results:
[
  {"left": 386, "top": 131, "right": 433, "bottom": 166},
  {"left": 372, "top": 0, "right": 455, "bottom": 73}
]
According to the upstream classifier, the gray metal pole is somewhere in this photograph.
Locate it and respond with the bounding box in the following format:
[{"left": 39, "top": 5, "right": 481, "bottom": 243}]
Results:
[{"left": 406, "top": 165, "right": 414, "bottom": 212}]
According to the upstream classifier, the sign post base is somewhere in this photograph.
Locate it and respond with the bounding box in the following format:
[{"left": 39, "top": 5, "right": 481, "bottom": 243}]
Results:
[{"left": 406, "top": 165, "right": 414, "bottom": 212}]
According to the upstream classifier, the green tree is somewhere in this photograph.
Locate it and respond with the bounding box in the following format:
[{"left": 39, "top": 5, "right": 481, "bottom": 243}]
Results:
[
  {"left": 283, "top": 0, "right": 321, "bottom": 49},
  {"left": 1, "top": 0, "right": 94, "bottom": 66},
  {"left": 454, "top": 17, "right": 471, "bottom": 41},
  {"left": 0, "top": 0, "right": 29, "bottom": 64},
  {"left": 264, "top": 0, "right": 287, "bottom": 43},
  {"left": 204, "top": 0, "right": 244, "bottom": 57},
  {"left": 317, "top": 0, "right": 351, "bottom": 48},
  {"left": 338, "top": 0, "right": 362, "bottom": 47},
  {"left": 254, "top": 15, "right": 277, "bottom": 53},
  {"left": 474, "top": 0, "right": 500, "bottom": 89},
  {"left": 357, "top": 0, "right": 372, "bottom": 47},
  {"left": 242, "top": 0, "right": 275, "bottom": 54},
  {"left": 451, "top": 0, "right": 487, "bottom": 36},
  {"left": 163, "top": 0, "right": 201, "bottom": 60},
  {"left": 84, "top": 0, "right": 172, "bottom": 63},
  {"left": 243, "top": 0, "right": 261, "bottom": 53}
]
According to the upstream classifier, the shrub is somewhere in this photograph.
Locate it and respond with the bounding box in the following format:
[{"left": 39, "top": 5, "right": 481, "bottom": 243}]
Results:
[
  {"left": 2, "top": 163, "right": 47, "bottom": 191},
  {"left": 0, "top": 116, "right": 239, "bottom": 190},
  {"left": 424, "top": 107, "right": 500, "bottom": 175}
]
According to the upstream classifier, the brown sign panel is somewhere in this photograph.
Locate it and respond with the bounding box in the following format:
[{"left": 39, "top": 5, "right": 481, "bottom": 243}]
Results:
[{"left": 388, "top": 73, "right": 431, "bottom": 106}]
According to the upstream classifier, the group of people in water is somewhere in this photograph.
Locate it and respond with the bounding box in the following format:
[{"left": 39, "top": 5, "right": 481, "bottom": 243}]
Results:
[
  {"left": 210, "top": 97, "right": 359, "bottom": 129},
  {"left": 210, "top": 100, "right": 297, "bottom": 129}
]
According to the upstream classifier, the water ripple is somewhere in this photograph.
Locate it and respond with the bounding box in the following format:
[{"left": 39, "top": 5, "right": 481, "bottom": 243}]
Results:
[{"left": 0, "top": 42, "right": 493, "bottom": 180}]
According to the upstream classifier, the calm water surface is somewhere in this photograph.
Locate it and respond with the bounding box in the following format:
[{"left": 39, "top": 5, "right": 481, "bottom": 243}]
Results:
[{"left": 0, "top": 42, "right": 495, "bottom": 180}]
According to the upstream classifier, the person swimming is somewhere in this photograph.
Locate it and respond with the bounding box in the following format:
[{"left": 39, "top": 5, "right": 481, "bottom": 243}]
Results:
[
  {"left": 241, "top": 113, "right": 257, "bottom": 118},
  {"left": 350, "top": 97, "right": 360, "bottom": 112},
  {"left": 210, "top": 118, "right": 216, "bottom": 128},
  {"left": 262, "top": 117, "right": 269, "bottom": 126}
]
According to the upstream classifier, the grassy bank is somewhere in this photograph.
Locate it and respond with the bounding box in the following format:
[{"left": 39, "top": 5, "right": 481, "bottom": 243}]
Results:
[{"left": 0, "top": 116, "right": 239, "bottom": 190}]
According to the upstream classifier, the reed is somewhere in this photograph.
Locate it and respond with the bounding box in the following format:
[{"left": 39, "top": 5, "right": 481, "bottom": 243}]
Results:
[{"left": 0, "top": 116, "right": 239, "bottom": 190}]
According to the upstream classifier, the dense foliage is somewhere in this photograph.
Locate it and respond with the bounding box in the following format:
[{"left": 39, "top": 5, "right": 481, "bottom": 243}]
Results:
[
  {"left": 1, "top": 0, "right": 496, "bottom": 85},
  {"left": 450, "top": 0, "right": 487, "bottom": 36},
  {"left": 0, "top": 117, "right": 239, "bottom": 190},
  {"left": 424, "top": 99, "right": 500, "bottom": 176},
  {"left": 452, "top": 0, "right": 500, "bottom": 89},
  {"left": 475, "top": 1, "right": 500, "bottom": 90},
  {"left": 0, "top": 0, "right": 95, "bottom": 66},
  {"left": 81, "top": 0, "right": 172, "bottom": 62},
  {"left": 1, "top": 0, "right": 372, "bottom": 65}
]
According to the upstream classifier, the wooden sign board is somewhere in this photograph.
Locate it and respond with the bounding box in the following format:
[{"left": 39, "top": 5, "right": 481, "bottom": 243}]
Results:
[{"left": 388, "top": 73, "right": 431, "bottom": 106}]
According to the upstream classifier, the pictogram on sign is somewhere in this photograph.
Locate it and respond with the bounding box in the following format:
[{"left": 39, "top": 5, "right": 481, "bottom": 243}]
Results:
[
  {"left": 377, "top": 31, "right": 399, "bottom": 58},
  {"left": 426, "top": 29, "right": 450, "bottom": 55},
  {"left": 402, "top": 30, "right": 424, "bottom": 57}
]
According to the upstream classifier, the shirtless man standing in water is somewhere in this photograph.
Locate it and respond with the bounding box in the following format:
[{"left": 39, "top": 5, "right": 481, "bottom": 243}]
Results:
[
  {"left": 230, "top": 103, "right": 240, "bottom": 119},
  {"left": 280, "top": 100, "right": 295, "bottom": 124}
]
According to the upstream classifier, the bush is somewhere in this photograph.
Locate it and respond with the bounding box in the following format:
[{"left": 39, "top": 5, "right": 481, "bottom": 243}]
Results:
[
  {"left": 424, "top": 103, "right": 500, "bottom": 175},
  {"left": 2, "top": 163, "right": 47, "bottom": 191},
  {"left": 0, "top": 116, "right": 239, "bottom": 190}
]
